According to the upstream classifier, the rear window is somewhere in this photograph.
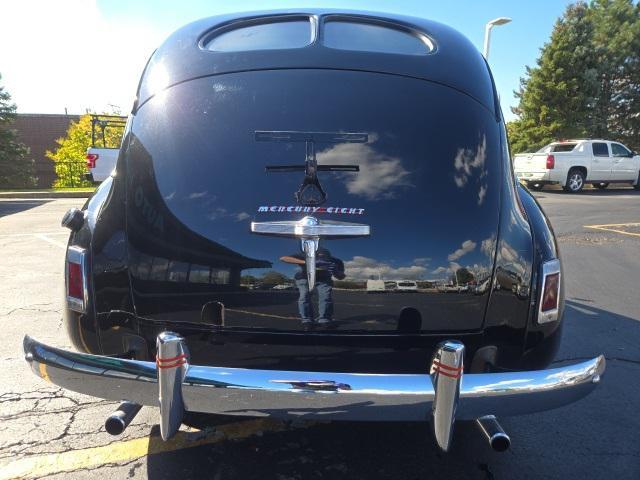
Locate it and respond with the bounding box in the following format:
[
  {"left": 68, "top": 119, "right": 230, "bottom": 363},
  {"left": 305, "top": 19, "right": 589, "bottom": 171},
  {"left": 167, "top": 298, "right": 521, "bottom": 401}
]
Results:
[
  {"left": 551, "top": 143, "right": 577, "bottom": 152},
  {"left": 204, "top": 18, "right": 313, "bottom": 52},
  {"left": 323, "top": 20, "right": 433, "bottom": 55},
  {"left": 592, "top": 142, "right": 609, "bottom": 157},
  {"left": 537, "top": 143, "right": 577, "bottom": 153}
]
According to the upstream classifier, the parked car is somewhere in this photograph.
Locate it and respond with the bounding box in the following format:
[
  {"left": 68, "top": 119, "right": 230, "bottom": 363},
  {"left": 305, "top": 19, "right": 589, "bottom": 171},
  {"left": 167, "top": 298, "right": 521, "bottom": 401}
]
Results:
[
  {"left": 24, "top": 10, "right": 604, "bottom": 454},
  {"left": 513, "top": 139, "right": 640, "bottom": 192},
  {"left": 85, "top": 114, "right": 127, "bottom": 183},
  {"left": 396, "top": 280, "right": 418, "bottom": 292},
  {"left": 366, "top": 279, "right": 386, "bottom": 293}
]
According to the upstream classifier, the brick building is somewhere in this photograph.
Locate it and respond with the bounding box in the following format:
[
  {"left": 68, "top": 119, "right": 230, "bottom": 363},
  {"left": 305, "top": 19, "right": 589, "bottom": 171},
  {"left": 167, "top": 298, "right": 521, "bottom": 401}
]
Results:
[{"left": 12, "top": 113, "right": 80, "bottom": 188}]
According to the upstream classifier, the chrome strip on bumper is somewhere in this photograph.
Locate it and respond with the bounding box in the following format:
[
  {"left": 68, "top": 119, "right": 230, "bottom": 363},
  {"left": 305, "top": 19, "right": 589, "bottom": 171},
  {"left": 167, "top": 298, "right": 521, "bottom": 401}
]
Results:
[{"left": 24, "top": 335, "right": 605, "bottom": 449}]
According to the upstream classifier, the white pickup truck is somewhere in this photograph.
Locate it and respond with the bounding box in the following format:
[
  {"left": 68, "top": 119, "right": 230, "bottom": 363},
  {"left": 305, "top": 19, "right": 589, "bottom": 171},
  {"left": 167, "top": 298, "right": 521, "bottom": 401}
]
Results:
[
  {"left": 513, "top": 139, "right": 640, "bottom": 192},
  {"left": 85, "top": 147, "right": 119, "bottom": 183},
  {"left": 85, "top": 115, "right": 127, "bottom": 184}
]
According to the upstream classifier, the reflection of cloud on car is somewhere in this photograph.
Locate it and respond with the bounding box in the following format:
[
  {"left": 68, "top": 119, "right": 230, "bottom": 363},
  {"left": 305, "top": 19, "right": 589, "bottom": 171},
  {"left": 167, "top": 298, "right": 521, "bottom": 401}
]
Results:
[
  {"left": 345, "top": 255, "right": 427, "bottom": 280},
  {"left": 317, "top": 134, "right": 412, "bottom": 200}
]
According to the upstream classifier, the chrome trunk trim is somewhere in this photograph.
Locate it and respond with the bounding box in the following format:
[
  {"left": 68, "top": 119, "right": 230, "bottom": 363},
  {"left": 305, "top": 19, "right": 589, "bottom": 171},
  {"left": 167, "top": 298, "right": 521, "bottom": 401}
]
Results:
[{"left": 250, "top": 217, "right": 370, "bottom": 238}]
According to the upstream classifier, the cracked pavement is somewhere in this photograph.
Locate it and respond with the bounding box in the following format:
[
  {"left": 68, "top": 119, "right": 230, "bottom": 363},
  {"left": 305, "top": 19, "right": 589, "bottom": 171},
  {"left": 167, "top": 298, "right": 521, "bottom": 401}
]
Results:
[{"left": 0, "top": 192, "right": 639, "bottom": 479}]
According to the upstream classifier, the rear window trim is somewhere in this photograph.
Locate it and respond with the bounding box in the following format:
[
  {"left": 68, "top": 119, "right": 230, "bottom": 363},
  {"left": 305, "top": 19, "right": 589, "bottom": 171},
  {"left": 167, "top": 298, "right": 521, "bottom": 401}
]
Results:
[
  {"left": 320, "top": 14, "right": 437, "bottom": 55},
  {"left": 199, "top": 14, "right": 318, "bottom": 52}
]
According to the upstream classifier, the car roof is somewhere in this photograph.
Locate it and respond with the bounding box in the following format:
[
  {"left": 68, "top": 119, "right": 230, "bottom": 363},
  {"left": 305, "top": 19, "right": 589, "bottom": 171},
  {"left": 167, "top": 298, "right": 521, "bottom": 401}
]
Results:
[
  {"left": 136, "top": 9, "right": 496, "bottom": 114},
  {"left": 557, "top": 139, "right": 613, "bottom": 143}
]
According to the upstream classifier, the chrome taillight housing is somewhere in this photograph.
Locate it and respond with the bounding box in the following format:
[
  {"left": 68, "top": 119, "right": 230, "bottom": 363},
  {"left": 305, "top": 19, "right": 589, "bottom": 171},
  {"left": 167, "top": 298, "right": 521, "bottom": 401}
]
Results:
[
  {"left": 66, "top": 246, "right": 88, "bottom": 313},
  {"left": 538, "top": 258, "right": 561, "bottom": 324}
]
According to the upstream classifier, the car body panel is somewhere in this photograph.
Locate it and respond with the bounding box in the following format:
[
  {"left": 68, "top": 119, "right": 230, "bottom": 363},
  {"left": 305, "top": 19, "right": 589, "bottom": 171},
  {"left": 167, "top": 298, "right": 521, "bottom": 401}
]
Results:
[{"left": 123, "top": 70, "right": 502, "bottom": 334}]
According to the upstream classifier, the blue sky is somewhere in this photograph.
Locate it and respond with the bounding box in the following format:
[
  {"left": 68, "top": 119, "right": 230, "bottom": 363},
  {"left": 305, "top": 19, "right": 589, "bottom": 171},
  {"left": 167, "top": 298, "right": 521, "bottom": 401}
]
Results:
[{"left": 2, "top": 0, "right": 574, "bottom": 120}]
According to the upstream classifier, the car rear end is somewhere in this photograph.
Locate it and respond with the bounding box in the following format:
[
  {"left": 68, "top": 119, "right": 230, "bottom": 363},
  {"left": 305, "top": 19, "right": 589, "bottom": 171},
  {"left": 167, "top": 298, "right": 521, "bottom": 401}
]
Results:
[
  {"left": 514, "top": 152, "right": 553, "bottom": 184},
  {"left": 514, "top": 142, "right": 579, "bottom": 187},
  {"left": 24, "top": 11, "right": 604, "bottom": 453}
]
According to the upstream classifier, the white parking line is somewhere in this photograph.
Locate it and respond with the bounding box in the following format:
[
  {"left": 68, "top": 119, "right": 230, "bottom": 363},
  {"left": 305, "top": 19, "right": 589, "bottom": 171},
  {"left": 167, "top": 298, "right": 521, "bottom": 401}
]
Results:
[
  {"left": 0, "top": 232, "right": 68, "bottom": 237},
  {"left": 34, "top": 234, "right": 67, "bottom": 249}
]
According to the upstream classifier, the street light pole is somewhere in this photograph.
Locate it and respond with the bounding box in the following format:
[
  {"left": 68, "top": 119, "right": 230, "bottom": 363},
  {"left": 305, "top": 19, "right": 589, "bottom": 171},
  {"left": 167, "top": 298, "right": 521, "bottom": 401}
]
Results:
[{"left": 483, "top": 17, "right": 512, "bottom": 60}]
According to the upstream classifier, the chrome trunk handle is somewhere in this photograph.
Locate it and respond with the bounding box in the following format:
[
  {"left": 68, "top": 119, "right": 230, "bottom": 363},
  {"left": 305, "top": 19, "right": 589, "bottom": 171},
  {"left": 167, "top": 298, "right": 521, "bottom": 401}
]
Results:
[{"left": 251, "top": 216, "right": 369, "bottom": 289}]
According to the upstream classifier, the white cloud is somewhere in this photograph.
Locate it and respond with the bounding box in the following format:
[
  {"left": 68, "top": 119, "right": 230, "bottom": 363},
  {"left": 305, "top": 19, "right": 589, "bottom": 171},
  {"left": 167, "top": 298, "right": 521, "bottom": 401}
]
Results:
[
  {"left": 453, "top": 135, "right": 489, "bottom": 206},
  {"left": 481, "top": 235, "right": 497, "bottom": 258},
  {"left": 345, "top": 256, "right": 427, "bottom": 280},
  {"left": 478, "top": 184, "right": 487, "bottom": 205},
  {"left": 447, "top": 239, "right": 477, "bottom": 261},
  {"left": 317, "top": 135, "right": 412, "bottom": 200},
  {"left": 189, "top": 191, "right": 208, "bottom": 199},
  {"left": 235, "top": 212, "right": 251, "bottom": 221},
  {"left": 431, "top": 262, "right": 462, "bottom": 277},
  {"left": 0, "top": 1, "right": 163, "bottom": 114},
  {"left": 454, "top": 135, "right": 486, "bottom": 187},
  {"left": 413, "top": 257, "right": 431, "bottom": 265}
]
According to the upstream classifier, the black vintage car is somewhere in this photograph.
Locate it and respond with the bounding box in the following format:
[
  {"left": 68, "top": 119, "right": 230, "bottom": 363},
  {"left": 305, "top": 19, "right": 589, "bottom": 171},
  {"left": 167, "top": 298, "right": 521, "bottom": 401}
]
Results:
[{"left": 24, "top": 10, "right": 604, "bottom": 453}]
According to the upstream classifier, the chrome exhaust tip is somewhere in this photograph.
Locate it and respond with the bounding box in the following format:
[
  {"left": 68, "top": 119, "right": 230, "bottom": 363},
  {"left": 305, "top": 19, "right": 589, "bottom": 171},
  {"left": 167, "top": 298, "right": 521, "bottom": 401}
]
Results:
[
  {"left": 105, "top": 401, "right": 142, "bottom": 436},
  {"left": 476, "top": 415, "right": 510, "bottom": 452}
]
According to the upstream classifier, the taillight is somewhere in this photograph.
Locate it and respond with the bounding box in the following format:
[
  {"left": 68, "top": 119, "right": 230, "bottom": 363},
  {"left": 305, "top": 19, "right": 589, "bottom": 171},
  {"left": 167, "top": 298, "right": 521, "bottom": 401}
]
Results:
[
  {"left": 546, "top": 154, "right": 555, "bottom": 169},
  {"left": 68, "top": 262, "right": 83, "bottom": 299},
  {"left": 538, "top": 259, "right": 561, "bottom": 323},
  {"left": 541, "top": 273, "right": 559, "bottom": 311},
  {"left": 66, "top": 247, "right": 86, "bottom": 312},
  {"left": 86, "top": 153, "right": 98, "bottom": 169}
]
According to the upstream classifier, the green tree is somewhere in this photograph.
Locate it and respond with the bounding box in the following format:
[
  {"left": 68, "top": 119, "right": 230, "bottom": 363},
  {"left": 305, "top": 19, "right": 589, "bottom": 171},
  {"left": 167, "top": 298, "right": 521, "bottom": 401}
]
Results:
[
  {"left": 509, "top": 0, "right": 640, "bottom": 153},
  {"left": 46, "top": 114, "right": 124, "bottom": 187},
  {"left": 451, "top": 268, "right": 475, "bottom": 285},
  {"left": 0, "top": 73, "right": 36, "bottom": 188},
  {"left": 240, "top": 274, "right": 258, "bottom": 285},
  {"left": 260, "top": 271, "right": 290, "bottom": 286},
  {"left": 587, "top": 0, "right": 640, "bottom": 149}
]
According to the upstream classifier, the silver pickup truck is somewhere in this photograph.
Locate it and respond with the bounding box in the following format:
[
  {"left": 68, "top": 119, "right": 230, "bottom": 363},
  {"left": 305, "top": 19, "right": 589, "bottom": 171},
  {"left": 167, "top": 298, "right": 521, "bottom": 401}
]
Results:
[{"left": 514, "top": 139, "right": 640, "bottom": 192}]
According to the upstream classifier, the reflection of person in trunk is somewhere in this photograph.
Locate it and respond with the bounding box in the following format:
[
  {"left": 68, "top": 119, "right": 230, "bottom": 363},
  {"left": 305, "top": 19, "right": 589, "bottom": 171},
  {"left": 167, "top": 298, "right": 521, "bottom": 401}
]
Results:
[{"left": 280, "top": 248, "right": 345, "bottom": 329}]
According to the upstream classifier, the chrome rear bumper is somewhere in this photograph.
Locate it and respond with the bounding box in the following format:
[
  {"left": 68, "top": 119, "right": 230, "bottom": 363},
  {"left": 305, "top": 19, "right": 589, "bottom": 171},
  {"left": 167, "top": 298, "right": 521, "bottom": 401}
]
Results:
[{"left": 24, "top": 334, "right": 605, "bottom": 451}]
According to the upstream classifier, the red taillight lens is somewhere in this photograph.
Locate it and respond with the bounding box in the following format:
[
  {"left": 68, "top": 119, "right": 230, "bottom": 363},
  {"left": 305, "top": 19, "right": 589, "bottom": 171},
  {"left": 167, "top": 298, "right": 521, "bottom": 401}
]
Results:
[
  {"left": 546, "top": 154, "right": 555, "bottom": 169},
  {"left": 68, "top": 262, "right": 83, "bottom": 299},
  {"left": 541, "top": 272, "right": 559, "bottom": 311},
  {"left": 538, "top": 259, "right": 561, "bottom": 324},
  {"left": 86, "top": 153, "right": 98, "bottom": 169}
]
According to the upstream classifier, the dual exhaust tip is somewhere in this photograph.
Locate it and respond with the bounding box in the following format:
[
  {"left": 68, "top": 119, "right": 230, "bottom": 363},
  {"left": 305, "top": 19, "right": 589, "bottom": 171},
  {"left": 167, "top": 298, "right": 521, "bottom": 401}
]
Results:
[
  {"left": 105, "top": 401, "right": 142, "bottom": 436},
  {"left": 104, "top": 402, "right": 510, "bottom": 453},
  {"left": 476, "top": 415, "right": 511, "bottom": 452}
]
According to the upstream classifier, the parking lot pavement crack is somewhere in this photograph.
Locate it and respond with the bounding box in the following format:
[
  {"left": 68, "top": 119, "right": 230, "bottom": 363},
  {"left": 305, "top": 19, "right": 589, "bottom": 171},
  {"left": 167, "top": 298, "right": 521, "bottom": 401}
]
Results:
[
  {"left": 39, "top": 458, "right": 144, "bottom": 480},
  {"left": 1, "top": 304, "right": 61, "bottom": 317}
]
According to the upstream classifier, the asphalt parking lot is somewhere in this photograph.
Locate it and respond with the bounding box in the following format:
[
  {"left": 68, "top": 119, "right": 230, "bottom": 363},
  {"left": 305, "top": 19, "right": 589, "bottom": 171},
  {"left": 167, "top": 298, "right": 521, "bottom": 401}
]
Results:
[{"left": 0, "top": 187, "right": 639, "bottom": 479}]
